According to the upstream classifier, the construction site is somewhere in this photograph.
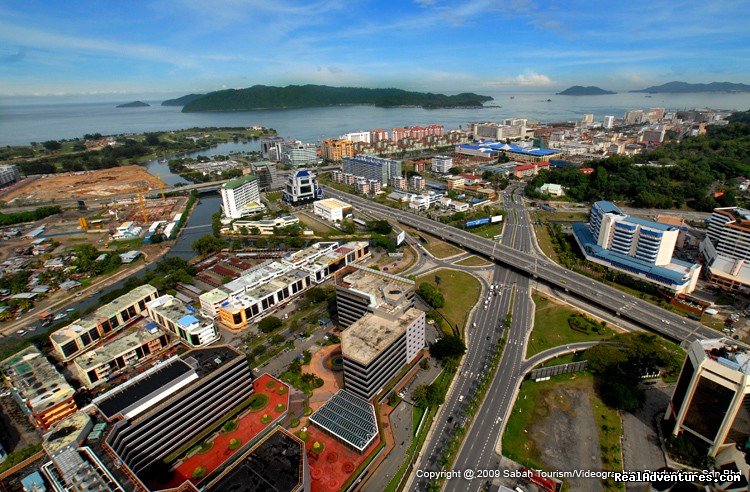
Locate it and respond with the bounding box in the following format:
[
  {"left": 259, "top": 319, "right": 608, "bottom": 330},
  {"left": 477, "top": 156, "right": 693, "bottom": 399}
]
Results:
[{"left": 0, "top": 165, "right": 165, "bottom": 204}]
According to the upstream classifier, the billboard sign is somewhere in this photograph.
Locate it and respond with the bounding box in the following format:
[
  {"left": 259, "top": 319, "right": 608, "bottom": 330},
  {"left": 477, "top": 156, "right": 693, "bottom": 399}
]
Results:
[
  {"left": 396, "top": 230, "right": 406, "bottom": 246},
  {"left": 491, "top": 215, "right": 503, "bottom": 223},
  {"left": 465, "top": 217, "right": 490, "bottom": 228}
]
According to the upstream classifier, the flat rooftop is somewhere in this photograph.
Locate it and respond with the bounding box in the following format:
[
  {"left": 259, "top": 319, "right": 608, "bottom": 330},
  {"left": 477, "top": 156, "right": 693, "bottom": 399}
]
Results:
[
  {"left": 223, "top": 174, "right": 258, "bottom": 190},
  {"left": 43, "top": 411, "right": 91, "bottom": 455},
  {"left": 206, "top": 428, "right": 304, "bottom": 492},
  {"left": 315, "top": 198, "right": 352, "bottom": 209},
  {"left": 1, "top": 346, "right": 75, "bottom": 414},
  {"left": 336, "top": 265, "right": 414, "bottom": 315},
  {"left": 309, "top": 389, "right": 378, "bottom": 452},
  {"left": 51, "top": 284, "right": 157, "bottom": 344},
  {"left": 93, "top": 356, "right": 194, "bottom": 419},
  {"left": 341, "top": 307, "right": 423, "bottom": 366},
  {"left": 74, "top": 320, "right": 166, "bottom": 371},
  {"left": 698, "top": 338, "right": 750, "bottom": 375}
]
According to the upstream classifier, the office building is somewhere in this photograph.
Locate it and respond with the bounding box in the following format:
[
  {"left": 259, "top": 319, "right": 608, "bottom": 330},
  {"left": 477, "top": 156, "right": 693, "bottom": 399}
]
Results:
[
  {"left": 206, "top": 427, "right": 309, "bottom": 492},
  {"left": 221, "top": 174, "right": 264, "bottom": 220},
  {"left": 603, "top": 115, "right": 615, "bottom": 129},
  {"left": 624, "top": 109, "right": 644, "bottom": 125},
  {"left": 280, "top": 141, "right": 318, "bottom": 167},
  {"left": 573, "top": 201, "right": 701, "bottom": 293},
  {"left": 146, "top": 294, "right": 219, "bottom": 347},
  {"left": 432, "top": 155, "right": 453, "bottom": 173},
  {"left": 232, "top": 214, "right": 300, "bottom": 235},
  {"left": 0, "top": 165, "right": 20, "bottom": 187},
  {"left": 51, "top": 285, "right": 159, "bottom": 362},
  {"left": 283, "top": 168, "right": 321, "bottom": 206},
  {"left": 539, "top": 183, "right": 564, "bottom": 197},
  {"left": 73, "top": 320, "right": 169, "bottom": 388},
  {"left": 341, "top": 131, "right": 371, "bottom": 144},
  {"left": 343, "top": 155, "right": 402, "bottom": 185},
  {"left": 647, "top": 107, "right": 666, "bottom": 122},
  {"left": 334, "top": 265, "right": 415, "bottom": 328},
  {"left": 260, "top": 136, "right": 285, "bottom": 160},
  {"left": 322, "top": 139, "right": 354, "bottom": 161},
  {"left": 313, "top": 198, "right": 353, "bottom": 223},
  {"left": 2, "top": 346, "right": 77, "bottom": 429},
  {"left": 470, "top": 121, "right": 528, "bottom": 141},
  {"left": 106, "top": 346, "right": 253, "bottom": 478},
  {"left": 582, "top": 114, "right": 594, "bottom": 124},
  {"left": 700, "top": 207, "right": 750, "bottom": 291},
  {"left": 667, "top": 339, "right": 750, "bottom": 457},
  {"left": 641, "top": 128, "right": 666, "bottom": 144}
]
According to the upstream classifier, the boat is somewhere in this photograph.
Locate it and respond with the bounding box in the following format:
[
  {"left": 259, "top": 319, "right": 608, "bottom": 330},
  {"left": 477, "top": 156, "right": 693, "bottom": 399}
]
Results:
[
  {"left": 510, "top": 96, "right": 514, "bottom": 99},
  {"left": 546, "top": 99, "right": 552, "bottom": 102}
]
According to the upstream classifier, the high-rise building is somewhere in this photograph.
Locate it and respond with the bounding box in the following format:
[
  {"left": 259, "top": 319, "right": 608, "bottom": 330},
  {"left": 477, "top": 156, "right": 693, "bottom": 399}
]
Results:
[
  {"left": 667, "top": 338, "right": 750, "bottom": 457},
  {"left": 321, "top": 139, "right": 354, "bottom": 161},
  {"left": 603, "top": 116, "right": 615, "bottom": 129},
  {"left": 409, "top": 175, "right": 425, "bottom": 191},
  {"left": 106, "top": 346, "right": 254, "bottom": 477},
  {"left": 432, "top": 155, "right": 453, "bottom": 173},
  {"left": 341, "top": 131, "right": 371, "bottom": 144},
  {"left": 343, "top": 155, "right": 401, "bottom": 185},
  {"left": 647, "top": 107, "right": 666, "bottom": 122},
  {"left": 221, "top": 174, "right": 263, "bottom": 219},
  {"left": 146, "top": 294, "right": 219, "bottom": 347},
  {"left": 260, "top": 136, "right": 285, "bottom": 160},
  {"left": 2, "top": 346, "right": 77, "bottom": 429},
  {"left": 700, "top": 207, "right": 750, "bottom": 291},
  {"left": 283, "top": 168, "right": 321, "bottom": 206},
  {"left": 0, "top": 165, "right": 20, "bottom": 187},
  {"left": 390, "top": 175, "right": 407, "bottom": 190},
  {"left": 280, "top": 140, "right": 318, "bottom": 167},
  {"left": 582, "top": 114, "right": 594, "bottom": 124},
  {"left": 334, "top": 266, "right": 424, "bottom": 400},
  {"left": 624, "top": 109, "right": 644, "bottom": 125},
  {"left": 370, "top": 129, "right": 388, "bottom": 143},
  {"left": 572, "top": 201, "right": 701, "bottom": 293}
]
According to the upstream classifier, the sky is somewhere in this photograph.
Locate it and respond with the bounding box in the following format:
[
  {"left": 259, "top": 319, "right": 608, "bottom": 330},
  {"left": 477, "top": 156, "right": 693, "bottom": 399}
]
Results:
[{"left": 0, "top": 0, "right": 748, "bottom": 99}]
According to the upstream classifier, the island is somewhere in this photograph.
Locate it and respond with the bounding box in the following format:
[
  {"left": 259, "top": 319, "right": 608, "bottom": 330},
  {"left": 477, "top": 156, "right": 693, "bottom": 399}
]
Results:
[
  {"left": 630, "top": 81, "right": 750, "bottom": 93},
  {"left": 116, "top": 101, "right": 150, "bottom": 108},
  {"left": 161, "top": 93, "right": 204, "bottom": 106},
  {"left": 179, "top": 84, "right": 493, "bottom": 112},
  {"left": 556, "top": 85, "right": 616, "bottom": 96}
]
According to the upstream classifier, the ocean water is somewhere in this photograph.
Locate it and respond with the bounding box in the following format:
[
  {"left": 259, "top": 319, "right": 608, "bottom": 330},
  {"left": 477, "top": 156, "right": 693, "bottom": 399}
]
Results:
[{"left": 2, "top": 91, "right": 750, "bottom": 146}]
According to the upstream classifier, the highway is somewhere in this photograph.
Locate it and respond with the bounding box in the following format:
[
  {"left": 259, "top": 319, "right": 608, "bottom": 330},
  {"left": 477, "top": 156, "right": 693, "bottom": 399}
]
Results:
[{"left": 322, "top": 185, "right": 716, "bottom": 344}]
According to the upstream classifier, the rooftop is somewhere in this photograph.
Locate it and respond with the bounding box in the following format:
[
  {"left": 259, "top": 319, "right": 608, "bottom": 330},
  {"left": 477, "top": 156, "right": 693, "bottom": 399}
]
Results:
[
  {"left": 51, "top": 284, "right": 158, "bottom": 345},
  {"left": 222, "top": 174, "right": 258, "bottom": 190},
  {"left": 336, "top": 265, "right": 413, "bottom": 315},
  {"left": 1, "top": 346, "right": 75, "bottom": 414},
  {"left": 206, "top": 427, "right": 304, "bottom": 492},
  {"left": 698, "top": 338, "right": 750, "bottom": 375},
  {"left": 43, "top": 411, "right": 92, "bottom": 455},
  {"left": 92, "top": 356, "right": 194, "bottom": 420},
  {"left": 623, "top": 215, "right": 676, "bottom": 231},
  {"left": 315, "top": 197, "right": 352, "bottom": 209},
  {"left": 594, "top": 200, "right": 622, "bottom": 214},
  {"left": 309, "top": 389, "right": 378, "bottom": 452},
  {"left": 341, "top": 307, "right": 423, "bottom": 366},
  {"left": 73, "top": 320, "right": 166, "bottom": 372}
]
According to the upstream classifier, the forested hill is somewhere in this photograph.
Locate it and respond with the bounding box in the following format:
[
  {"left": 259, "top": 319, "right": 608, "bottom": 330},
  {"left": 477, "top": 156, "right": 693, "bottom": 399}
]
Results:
[
  {"left": 526, "top": 110, "right": 750, "bottom": 211},
  {"left": 161, "top": 93, "right": 204, "bottom": 106},
  {"left": 180, "top": 85, "right": 493, "bottom": 112}
]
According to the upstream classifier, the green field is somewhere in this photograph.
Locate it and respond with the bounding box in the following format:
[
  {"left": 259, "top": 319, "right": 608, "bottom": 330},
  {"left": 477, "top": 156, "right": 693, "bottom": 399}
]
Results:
[
  {"left": 454, "top": 255, "right": 492, "bottom": 267},
  {"left": 417, "top": 269, "right": 481, "bottom": 334},
  {"left": 421, "top": 235, "right": 463, "bottom": 259},
  {"left": 526, "top": 294, "right": 615, "bottom": 357}
]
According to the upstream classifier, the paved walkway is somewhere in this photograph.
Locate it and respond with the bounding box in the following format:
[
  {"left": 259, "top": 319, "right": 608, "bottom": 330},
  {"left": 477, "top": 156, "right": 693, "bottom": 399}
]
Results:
[{"left": 308, "top": 344, "right": 344, "bottom": 411}]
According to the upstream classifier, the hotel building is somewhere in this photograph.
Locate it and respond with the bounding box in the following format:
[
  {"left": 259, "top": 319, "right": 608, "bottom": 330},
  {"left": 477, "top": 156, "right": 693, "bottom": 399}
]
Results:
[
  {"left": 573, "top": 201, "right": 701, "bottom": 294},
  {"left": 667, "top": 339, "right": 750, "bottom": 457},
  {"left": 50, "top": 285, "right": 159, "bottom": 362},
  {"left": 220, "top": 174, "right": 264, "bottom": 219},
  {"left": 700, "top": 207, "right": 750, "bottom": 291}
]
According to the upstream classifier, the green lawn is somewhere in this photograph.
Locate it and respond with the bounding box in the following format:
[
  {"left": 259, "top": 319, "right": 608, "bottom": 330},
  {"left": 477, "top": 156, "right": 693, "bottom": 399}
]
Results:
[
  {"left": 502, "top": 372, "right": 624, "bottom": 492},
  {"left": 421, "top": 235, "right": 463, "bottom": 259},
  {"left": 467, "top": 223, "right": 504, "bottom": 239},
  {"left": 526, "top": 294, "right": 616, "bottom": 357},
  {"left": 417, "top": 269, "right": 481, "bottom": 334},
  {"left": 454, "top": 255, "right": 492, "bottom": 267}
]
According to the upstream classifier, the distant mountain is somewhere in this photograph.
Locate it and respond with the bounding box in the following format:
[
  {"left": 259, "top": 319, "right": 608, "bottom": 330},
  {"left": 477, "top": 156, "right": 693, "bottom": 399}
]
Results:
[
  {"left": 116, "top": 101, "right": 150, "bottom": 108},
  {"left": 161, "top": 94, "right": 204, "bottom": 106},
  {"left": 179, "top": 84, "right": 494, "bottom": 112},
  {"left": 556, "top": 85, "right": 616, "bottom": 96},
  {"left": 631, "top": 81, "right": 750, "bottom": 93}
]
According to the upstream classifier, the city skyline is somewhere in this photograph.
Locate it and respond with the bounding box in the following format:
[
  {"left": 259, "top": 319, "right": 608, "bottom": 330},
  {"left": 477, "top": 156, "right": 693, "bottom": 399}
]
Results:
[{"left": 0, "top": 0, "right": 748, "bottom": 98}]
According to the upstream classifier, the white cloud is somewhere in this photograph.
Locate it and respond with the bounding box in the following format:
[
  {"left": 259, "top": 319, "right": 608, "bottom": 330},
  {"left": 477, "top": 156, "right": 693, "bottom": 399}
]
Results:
[{"left": 514, "top": 71, "right": 553, "bottom": 87}]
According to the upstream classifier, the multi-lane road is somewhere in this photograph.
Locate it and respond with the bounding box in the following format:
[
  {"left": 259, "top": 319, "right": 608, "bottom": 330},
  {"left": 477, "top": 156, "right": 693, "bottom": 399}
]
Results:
[{"left": 322, "top": 185, "right": 716, "bottom": 344}]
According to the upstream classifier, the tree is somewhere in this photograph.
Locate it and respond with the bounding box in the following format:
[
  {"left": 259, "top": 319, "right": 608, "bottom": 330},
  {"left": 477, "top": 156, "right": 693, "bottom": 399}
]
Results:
[
  {"left": 192, "top": 234, "right": 224, "bottom": 255},
  {"left": 144, "top": 133, "right": 160, "bottom": 146},
  {"left": 258, "top": 316, "right": 283, "bottom": 333},
  {"left": 448, "top": 166, "right": 463, "bottom": 174},
  {"left": 417, "top": 283, "right": 445, "bottom": 308},
  {"left": 429, "top": 335, "right": 466, "bottom": 360},
  {"left": 42, "top": 140, "right": 62, "bottom": 151},
  {"left": 366, "top": 219, "right": 393, "bottom": 235},
  {"left": 211, "top": 212, "right": 223, "bottom": 237}
]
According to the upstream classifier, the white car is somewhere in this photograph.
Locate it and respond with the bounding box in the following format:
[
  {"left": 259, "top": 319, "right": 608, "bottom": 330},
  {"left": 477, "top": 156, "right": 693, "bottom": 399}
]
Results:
[
  {"left": 458, "top": 395, "right": 464, "bottom": 402},
  {"left": 472, "top": 322, "right": 477, "bottom": 328}
]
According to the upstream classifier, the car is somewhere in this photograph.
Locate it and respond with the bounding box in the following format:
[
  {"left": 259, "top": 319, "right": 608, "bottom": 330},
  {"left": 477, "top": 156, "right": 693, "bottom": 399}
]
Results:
[
  {"left": 472, "top": 322, "right": 477, "bottom": 328},
  {"left": 458, "top": 395, "right": 464, "bottom": 402},
  {"left": 66, "top": 308, "right": 75, "bottom": 312},
  {"left": 75, "top": 292, "right": 83, "bottom": 297},
  {"left": 16, "top": 329, "right": 26, "bottom": 336},
  {"left": 447, "top": 416, "right": 454, "bottom": 423}
]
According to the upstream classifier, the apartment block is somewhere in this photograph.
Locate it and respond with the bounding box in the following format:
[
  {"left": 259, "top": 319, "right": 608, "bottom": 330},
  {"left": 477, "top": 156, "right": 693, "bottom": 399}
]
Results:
[
  {"left": 280, "top": 140, "right": 318, "bottom": 167},
  {"left": 343, "top": 155, "right": 402, "bottom": 185},
  {"left": 50, "top": 285, "right": 159, "bottom": 362},
  {"left": 701, "top": 207, "right": 750, "bottom": 291},
  {"left": 322, "top": 139, "right": 354, "bottom": 161},
  {"left": 221, "top": 174, "right": 264, "bottom": 219},
  {"left": 2, "top": 346, "right": 77, "bottom": 429},
  {"left": 431, "top": 155, "right": 453, "bottom": 174},
  {"left": 146, "top": 294, "right": 219, "bottom": 347}
]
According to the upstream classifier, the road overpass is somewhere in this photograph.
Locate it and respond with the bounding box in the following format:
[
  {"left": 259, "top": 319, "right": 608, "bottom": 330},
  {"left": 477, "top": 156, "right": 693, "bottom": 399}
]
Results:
[{"left": 321, "top": 185, "right": 717, "bottom": 344}]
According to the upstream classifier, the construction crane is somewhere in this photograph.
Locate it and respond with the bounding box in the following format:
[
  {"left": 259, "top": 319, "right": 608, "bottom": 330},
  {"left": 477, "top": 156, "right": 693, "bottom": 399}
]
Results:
[
  {"left": 78, "top": 217, "right": 89, "bottom": 230},
  {"left": 160, "top": 182, "right": 166, "bottom": 201},
  {"left": 137, "top": 191, "right": 148, "bottom": 224}
]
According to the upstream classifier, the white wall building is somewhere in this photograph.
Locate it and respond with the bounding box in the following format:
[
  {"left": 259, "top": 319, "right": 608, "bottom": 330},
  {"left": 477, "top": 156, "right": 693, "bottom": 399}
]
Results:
[
  {"left": 283, "top": 169, "right": 320, "bottom": 206},
  {"left": 431, "top": 155, "right": 453, "bottom": 174},
  {"left": 603, "top": 115, "right": 615, "bottom": 129},
  {"left": 221, "top": 174, "right": 263, "bottom": 219},
  {"left": 146, "top": 294, "right": 219, "bottom": 347},
  {"left": 700, "top": 207, "right": 750, "bottom": 292},
  {"left": 341, "top": 131, "right": 371, "bottom": 144},
  {"left": 313, "top": 198, "right": 353, "bottom": 223},
  {"left": 0, "top": 165, "right": 20, "bottom": 186}
]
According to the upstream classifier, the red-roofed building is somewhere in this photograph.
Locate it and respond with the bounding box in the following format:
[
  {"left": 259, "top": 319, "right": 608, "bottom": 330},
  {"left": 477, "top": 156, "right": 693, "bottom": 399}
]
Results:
[
  {"left": 580, "top": 167, "right": 595, "bottom": 175},
  {"left": 514, "top": 161, "right": 550, "bottom": 178}
]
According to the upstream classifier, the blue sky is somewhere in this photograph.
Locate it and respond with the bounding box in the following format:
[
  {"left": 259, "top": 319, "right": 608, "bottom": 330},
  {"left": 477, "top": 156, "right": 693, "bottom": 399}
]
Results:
[{"left": 0, "top": 0, "right": 748, "bottom": 98}]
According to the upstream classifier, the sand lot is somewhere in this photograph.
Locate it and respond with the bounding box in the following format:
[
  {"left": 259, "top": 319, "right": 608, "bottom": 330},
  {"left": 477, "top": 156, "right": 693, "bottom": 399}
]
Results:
[{"left": 2, "top": 166, "right": 165, "bottom": 202}]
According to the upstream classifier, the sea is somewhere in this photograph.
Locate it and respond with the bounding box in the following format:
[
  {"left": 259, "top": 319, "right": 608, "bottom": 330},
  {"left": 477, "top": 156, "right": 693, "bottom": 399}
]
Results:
[{"left": 2, "top": 90, "right": 750, "bottom": 147}]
